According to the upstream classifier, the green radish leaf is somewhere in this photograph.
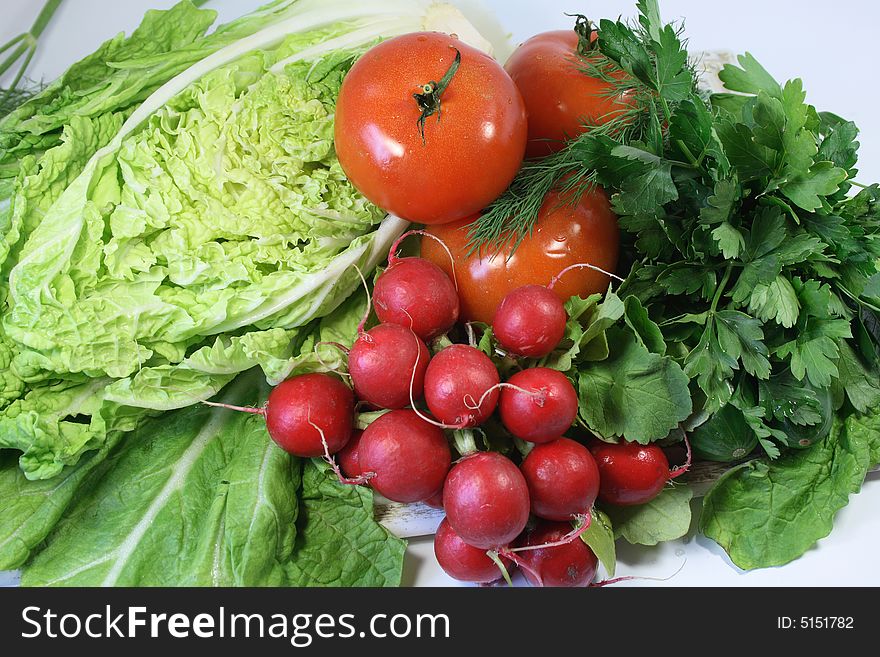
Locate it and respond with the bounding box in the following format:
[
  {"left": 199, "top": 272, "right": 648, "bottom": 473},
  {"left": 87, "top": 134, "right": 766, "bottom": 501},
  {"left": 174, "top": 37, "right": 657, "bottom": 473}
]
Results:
[
  {"left": 284, "top": 461, "right": 405, "bottom": 587},
  {"left": 605, "top": 485, "right": 693, "bottom": 546},
  {"left": 581, "top": 508, "right": 616, "bottom": 577},
  {"left": 624, "top": 295, "right": 666, "bottom": 355},
  {"left": 578, "top": 327, "right": 691, "bottom": 443}
]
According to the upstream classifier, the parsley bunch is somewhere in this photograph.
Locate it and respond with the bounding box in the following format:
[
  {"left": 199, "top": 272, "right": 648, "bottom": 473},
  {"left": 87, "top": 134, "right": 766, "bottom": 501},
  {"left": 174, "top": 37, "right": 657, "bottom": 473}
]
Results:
[{"left": 476, "top": 0, "right": 880, "bottom": 460}]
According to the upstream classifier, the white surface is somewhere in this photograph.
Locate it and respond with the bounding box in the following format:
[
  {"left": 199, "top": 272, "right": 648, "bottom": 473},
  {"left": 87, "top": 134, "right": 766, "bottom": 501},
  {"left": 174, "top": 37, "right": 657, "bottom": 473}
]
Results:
[{"left": 2, "top": 0, "right": 879, "bottom": 587}]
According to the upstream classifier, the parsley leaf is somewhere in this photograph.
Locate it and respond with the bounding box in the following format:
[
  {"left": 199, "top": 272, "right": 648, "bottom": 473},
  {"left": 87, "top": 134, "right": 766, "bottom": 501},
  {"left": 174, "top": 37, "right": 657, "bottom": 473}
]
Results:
[
  {"left": 717, "top": 52, "right": 783, "bottom": 97},
  {"left": 781, "top": 161, "right": 849, "bottom": 211},
  {"left": 747, "top": 275, "right": 800, "bottom": 328},
  {"left": 775, "top": 317, "right": 852, "bottom": 387}
]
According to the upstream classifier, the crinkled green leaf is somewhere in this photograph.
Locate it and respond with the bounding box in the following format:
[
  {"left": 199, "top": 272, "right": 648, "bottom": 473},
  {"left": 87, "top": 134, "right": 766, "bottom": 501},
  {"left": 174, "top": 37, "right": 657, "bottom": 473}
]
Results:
[
  {"left": 701, "top": 410, "right": 880, "bottom": 569},
  {"left": 284, "top": 461, "right": 406, "bottom": 587},
  {"left": 0, "top": 378, "right": 116, "bottom": 480},
  {"left": 0, "top": 1, "right": 305, "bottom": 163}
]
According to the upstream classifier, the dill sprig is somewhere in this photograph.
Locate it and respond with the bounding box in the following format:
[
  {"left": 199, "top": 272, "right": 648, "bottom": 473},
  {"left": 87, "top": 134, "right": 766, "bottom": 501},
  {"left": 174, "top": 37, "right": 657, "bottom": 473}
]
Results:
[
  {"left": 467, "top": 35, "right": 656, "bottom": 255},
  {"left": 468, "top": 6, "right": 698, "bottom": 255},
  {"left": 0, "top": 0, "right": 64, "bottom": 118}
]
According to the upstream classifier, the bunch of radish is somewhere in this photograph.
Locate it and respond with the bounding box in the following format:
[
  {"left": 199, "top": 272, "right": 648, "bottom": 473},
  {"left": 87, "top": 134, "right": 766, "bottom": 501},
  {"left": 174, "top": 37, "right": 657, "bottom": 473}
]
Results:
[{"left": 207, "top": 232, "right": 689, "bottom": 587}]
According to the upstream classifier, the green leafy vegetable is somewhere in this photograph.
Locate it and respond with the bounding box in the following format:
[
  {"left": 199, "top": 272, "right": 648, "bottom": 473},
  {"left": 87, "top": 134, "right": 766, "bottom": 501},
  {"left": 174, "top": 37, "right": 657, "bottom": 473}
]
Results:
[
  {"left": 284, "top": 462, "right": 406, "bottom": 587},
  {"left": 467, "top": 0, "right": 880, "bottom": 569},
  {"left": 577, "top": 327, "right": 691, "bottom": 443},
  {"left": 0, "top": 437, "right": 118, "bottom": 570},
  {"left": 604, "top": 485, "right": 693, "bottom": 546},
  {"left": 18, "top": 374, "right": 405, "bottom": 586},
  {"left": 701, "top": 410, "right": 880, "bottom": 569},
  {"left": 0, "top": 0, "right": 480, "bottom": 479},
  {"left": 580, "top": 508, "right": 616, "bottom": 577},
  {"left": 21, "top": 376, "right": 299, "bottom": 586}
]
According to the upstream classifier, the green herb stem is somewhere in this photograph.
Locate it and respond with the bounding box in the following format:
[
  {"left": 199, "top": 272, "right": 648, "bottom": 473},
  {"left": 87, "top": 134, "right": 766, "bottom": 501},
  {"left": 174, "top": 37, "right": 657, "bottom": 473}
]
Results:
[
  {"left": 711, "top": 264, "right": 733, "bottom": 314},
  {"left": 0, "top": 0, "right": 64, "bottom": 113}
]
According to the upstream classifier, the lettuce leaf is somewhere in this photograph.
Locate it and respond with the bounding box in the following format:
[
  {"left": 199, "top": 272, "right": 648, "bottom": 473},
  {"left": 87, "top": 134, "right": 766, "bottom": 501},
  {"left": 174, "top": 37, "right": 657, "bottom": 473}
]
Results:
[
  {"left": 5, "top": 49, "right": 384, "bottom": 380},
  {"left": 701, "top": 409, "right": 880, "bottom": 569},
  {"left": 0, "top": 0, "right": 458, "bottom": 478},
  {"left": 21, "top": 374, "right": 299, "bottom": 586},
  {"left": 17, "top": 372, "right": 405, "bottom": 587},
  {"left": 284, "top": 462, "right": 406, "bottom": 587},
  {"left": 0, "top": 1, "right": 307, "bottom": 170},
  {"left": 0, "top": 437, "right": 119, "bottom": 570}
]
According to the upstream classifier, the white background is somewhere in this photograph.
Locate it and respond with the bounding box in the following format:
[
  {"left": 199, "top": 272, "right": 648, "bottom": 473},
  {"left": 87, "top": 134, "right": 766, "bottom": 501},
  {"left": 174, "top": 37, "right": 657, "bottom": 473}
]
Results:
[{"left": 2, "top": 0, "right": 878, "bottom": 586}]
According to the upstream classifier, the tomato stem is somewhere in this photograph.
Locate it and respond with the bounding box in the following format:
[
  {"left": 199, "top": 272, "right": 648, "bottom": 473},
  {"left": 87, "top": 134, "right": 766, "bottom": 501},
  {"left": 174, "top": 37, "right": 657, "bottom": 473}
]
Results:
[
  {"left": 567, "top": 13, "right": 597, "bottom": 56},
  {"left": 413, "top": 48, "right": 461, "bottom": 144}
]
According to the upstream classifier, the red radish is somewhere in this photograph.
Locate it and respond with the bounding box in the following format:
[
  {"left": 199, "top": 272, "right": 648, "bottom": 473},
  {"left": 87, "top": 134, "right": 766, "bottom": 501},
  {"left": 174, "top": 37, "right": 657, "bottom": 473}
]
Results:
[
  {"left": 337, "top": 429, "right": 364, "bottom": 480},
  {"left": 443, "top": 451, "right": 530, "bottom": 549},
  {"left": 520, "top": 438, "right": 599, "bottom": 521},
  {"left": 358, "top": 410, "right": 451, "bottom": 503},
  {"left": 493, "top": 285, "right": 566, "bottom": 358},
  {"left": 256, "top": 373, "right": 354, "bottom": 457},
  {"left": 373, "top": 230, "right": 460, "bottom": 341},
  {"left": 424, "top": 344, "right": 500, "bottom": 427},
  {"left": 348, "top": 323, "right": 430, "bottom": 409},
  {"left": 423, "top": 488, "right": 444, "bottom": 509},
  {"left": 514, "top": 520, "right": 598, "bottom": 587},
  {"left": 499, "top": 368, "right": 578, "bottom": 443},
  {"left": 589, "top": 439, "right": 691, "bottom": 506},
  {"left": 434, "top": 518, "right": 512, "bottom": 583},
  {"left": 202, "top": 373, "right": 373, "bottom": 484}
]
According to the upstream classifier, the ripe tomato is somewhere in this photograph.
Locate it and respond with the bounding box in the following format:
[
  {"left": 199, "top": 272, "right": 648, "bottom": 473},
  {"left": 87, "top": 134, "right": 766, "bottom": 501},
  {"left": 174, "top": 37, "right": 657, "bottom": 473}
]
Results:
[
  {"left": 505, "top": 29, "right": 632, "bottom": 158},
  {"left": 422, "top": 187, "right": 619, "bottom": 324},
  {"left": 334, "top": 32, "right": 527, "bottom": 225}
]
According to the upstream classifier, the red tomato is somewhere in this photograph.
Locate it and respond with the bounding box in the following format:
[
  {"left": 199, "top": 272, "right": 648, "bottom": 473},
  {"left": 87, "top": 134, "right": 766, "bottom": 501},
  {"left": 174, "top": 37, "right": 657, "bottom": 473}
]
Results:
[
  {"left": 505, "top": 30, "right": 633, "bottom": 158},
  {"left": 334, "top": 32, "right": 527, "bottom": 225},
  {"left": 422, "top": 187, "right": 620, "bottom": 324}
]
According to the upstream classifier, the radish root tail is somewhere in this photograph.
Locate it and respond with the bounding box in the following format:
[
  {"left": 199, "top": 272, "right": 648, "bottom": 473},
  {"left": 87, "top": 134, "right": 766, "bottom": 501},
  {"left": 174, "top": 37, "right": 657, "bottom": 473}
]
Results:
[
  {"left": 406, "top": 325, "right": 471, "bottom": 431},
  {"left": 668, "top": 432, "right": 692, "bottom": 480},
  {"left": 508, "top": 513, "right": 592, "bottom": 554},
  {"left": 389, "top": 229, "right": 459, "bottom": 291},
  {"left": 498, "top": 547, "right": 543, "bottom": 586},
  {"left": 591, "top": 557, "right": 687, "bottom": 587},
  {"left": 463, "top": 383, "right": 545, "bottom": 413},
  {"left": 201, "top": 400, "right": 266, "bottom": 415},
  {"left": 309, "top": 416, "right": 375, "bottom": 486},
  {"left": 547, "top": 262, "right": 625, "bottom": 291}
]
